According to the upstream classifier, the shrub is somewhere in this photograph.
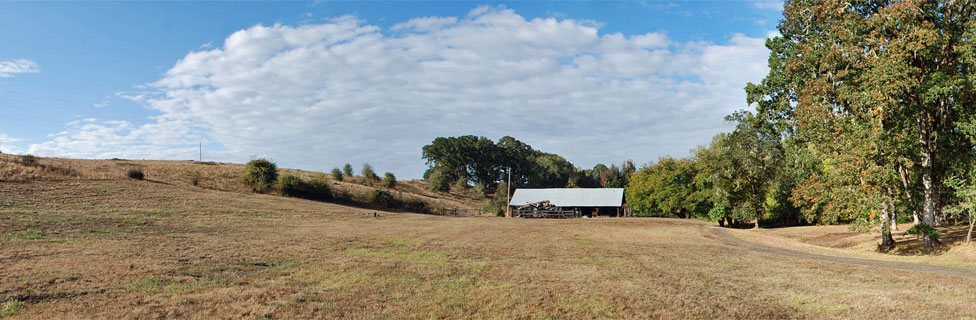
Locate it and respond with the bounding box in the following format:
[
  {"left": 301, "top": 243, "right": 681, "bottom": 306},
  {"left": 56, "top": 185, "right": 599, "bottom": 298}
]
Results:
[
  {"left": 402, "top": 197, "right": 428, "bottom": 213},
  {"left": 383, "top": 172, "right": 397, "bottom": 188},
  {"left": 19, "top": 155, "right": 39, "bottom": 167},
  {"left": 242, "top": 158, "right": 278, "bottom": 193},
  {"left": 368, "top": 189, "right": 401, "bottom": 209},
  {"left": 277, "top": 175, "right": 331, "bottom": 201},
  {"left": 343, "top": 163, "right": 354, "bottom": 176},
  {"left": 362, "top": 163, "right": 379, "bottom": 183},
  {"left": 906, "top": 224, "right": 940, "bottom": 242},
  {"left": 483, "top": 200, "right": 504, "bottom": 217},
  {"left": 126, "top": 168, "right": 144, "bottom": 180},
  {"left": 426, "top": 168, "right": 450, "bottom": 192},
  {"left": 331, "top": 167, "right": 344, "bottom": 181},
  {"left": 452, "top": 177, "right": 469, "bottom": 191}
]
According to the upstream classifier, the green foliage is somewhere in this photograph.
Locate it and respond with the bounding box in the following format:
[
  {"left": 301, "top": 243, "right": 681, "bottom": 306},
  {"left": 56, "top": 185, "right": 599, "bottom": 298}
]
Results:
[
  {"left": 906, "top": 224, "right": 940, "bottom": 243},
  {"left": 126, "top": 168, "right": 144, "bottom": 180},
  {"left": 277, "top": 175, "right": 332, "bottom": 201},
  {"left": 1, "top": 299, "right": 22, "bottom": 317},
  {"left": 331, "top": 168, "right": 344, "bottom": 181},
  {"left": 626, "top": 157, "right": 708, "bottom": 218},
  {"left": 343, "top": 163, "right": 353, "bottom": 176},
  {"left": 368, "top": 189, "right": 401, "bottom": 209},
  {"left": 383, "top": 172, "right": 397, "bottom": 188},
  {"left": 401, "top": 197, "right": 428, "bottom": 213},
  {"left": 242, "top": 158, "right": 278, "bottom": 193},
  {"left": 10, "top": 229, "right": 46, "bottom": 240},
  {"left": 424, "top": 167, "right": 451, "bottom": 192},
  {"left": 422, "top": 135, "right": 595, "bottom": 190},
  {"left": 452, "top": 177, "right": 469, "bottom": 191},
  {"left": 362, "top": 163, "right": 379, "bottom": 183}
]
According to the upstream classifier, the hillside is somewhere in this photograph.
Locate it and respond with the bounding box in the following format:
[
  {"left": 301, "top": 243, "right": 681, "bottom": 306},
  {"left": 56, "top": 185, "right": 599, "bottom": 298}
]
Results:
[{"left": 0, "top": 154, "right": 485, "bottom": 213}]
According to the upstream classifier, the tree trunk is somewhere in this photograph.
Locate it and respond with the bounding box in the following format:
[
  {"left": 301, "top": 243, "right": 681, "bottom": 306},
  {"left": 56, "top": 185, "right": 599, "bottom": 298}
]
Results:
[
  {"left": 968, "top": 215, "right": 975, "bottom": 245},
  {"left": 878, "top": 202, "right": 896, "bottom": 252},
  {"left": 718, "top": 218, "right": 726, "bottom": 227},
  {"left": 921, "top": 134, "right": 939, "bottom": 247},
  {"left": 890, "top": 209, "right": 898, "bottom": 231}
]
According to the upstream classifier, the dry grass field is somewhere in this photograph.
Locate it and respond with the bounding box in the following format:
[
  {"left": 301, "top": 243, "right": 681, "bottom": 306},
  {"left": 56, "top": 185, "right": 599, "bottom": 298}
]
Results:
[{"left": 4, "top": 156, "right": 976, "bottom": 318}]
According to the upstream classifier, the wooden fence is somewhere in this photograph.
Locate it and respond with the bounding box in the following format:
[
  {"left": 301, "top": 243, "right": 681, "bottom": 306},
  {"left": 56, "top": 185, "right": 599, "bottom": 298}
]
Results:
[{"left": 439, "top": 208, "right": 485, "bottom": 217}]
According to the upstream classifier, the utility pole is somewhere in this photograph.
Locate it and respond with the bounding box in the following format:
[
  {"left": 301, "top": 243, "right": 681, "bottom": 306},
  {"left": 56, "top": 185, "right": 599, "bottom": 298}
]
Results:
[{"left": 506, "top": 166, "right": 512, "bottom": 218}]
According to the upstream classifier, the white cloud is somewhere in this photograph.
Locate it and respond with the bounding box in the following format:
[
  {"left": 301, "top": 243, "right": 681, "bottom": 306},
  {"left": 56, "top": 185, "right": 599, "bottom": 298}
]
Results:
[
  {"left": 0, "top": 59, "right": 39, "bottom": 78},
  {"left": 29, "top": 6, "right": 772, "bottom": 178}
]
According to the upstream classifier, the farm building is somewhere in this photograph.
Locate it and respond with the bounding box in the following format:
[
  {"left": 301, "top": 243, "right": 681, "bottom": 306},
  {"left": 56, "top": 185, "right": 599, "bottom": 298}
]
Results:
[{"left": 508, "top": 188, "right": 629, "bottom": 218}]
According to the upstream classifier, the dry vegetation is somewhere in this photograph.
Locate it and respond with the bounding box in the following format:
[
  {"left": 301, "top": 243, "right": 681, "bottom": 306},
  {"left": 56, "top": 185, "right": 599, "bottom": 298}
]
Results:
[
  {"left": 4, "top": 156, "right": 976, "bottom": 318},
  {"left": 0, "top": 154, "right": 483, "bottom": 213}
]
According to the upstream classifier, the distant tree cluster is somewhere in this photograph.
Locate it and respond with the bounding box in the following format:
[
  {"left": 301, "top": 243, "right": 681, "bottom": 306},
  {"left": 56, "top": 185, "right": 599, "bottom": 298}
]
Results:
[{"left": 421, "top": 135, "right": 631, "bottom": 194}]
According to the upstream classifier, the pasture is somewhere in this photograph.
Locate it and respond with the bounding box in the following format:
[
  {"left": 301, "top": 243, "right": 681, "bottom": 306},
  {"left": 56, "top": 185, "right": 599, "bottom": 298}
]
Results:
[{"left": 4, "top": 176, "right": 976, "bottom": 318}]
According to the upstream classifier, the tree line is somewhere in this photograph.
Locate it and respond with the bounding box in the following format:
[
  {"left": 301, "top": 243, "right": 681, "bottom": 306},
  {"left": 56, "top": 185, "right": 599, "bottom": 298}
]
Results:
[
  {"left": 422, "top": 135, "right": 634, "bottom": 194},
  {"left": 627, "top": 0, "right": 976, "bottom": 249}
]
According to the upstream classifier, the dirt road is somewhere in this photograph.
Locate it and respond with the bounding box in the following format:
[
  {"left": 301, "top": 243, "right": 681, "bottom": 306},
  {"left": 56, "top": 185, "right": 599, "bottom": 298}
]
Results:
[{"left": 713, "top": 227, "right": 976, "bottom": 278}]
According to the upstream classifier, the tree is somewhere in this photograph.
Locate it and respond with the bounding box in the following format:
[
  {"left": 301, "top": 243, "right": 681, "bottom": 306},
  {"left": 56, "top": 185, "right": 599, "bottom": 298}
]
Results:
[
  {"left": 945, "top": 176, "right": 976, "bottom": 244},
  {"left": 343, "top": 163, "right": 353, "bottom": 176},
  {"left": 770, "top": 0, "right": 976, "bottom": 248},
  {"left": 626, "top": 157, "right": 708, "bottom": 218},
  {"left": 362, "top": 163, "right": 379, "bottom": 183},
  {"left": 242, "top": 158, "right": 278, "bottom": 193},
  {"left": 383, "top": 172, "right": 397, "bottom": 188},
  {"left": 331, "top": 167, "right": 343, "bottom": 181}
]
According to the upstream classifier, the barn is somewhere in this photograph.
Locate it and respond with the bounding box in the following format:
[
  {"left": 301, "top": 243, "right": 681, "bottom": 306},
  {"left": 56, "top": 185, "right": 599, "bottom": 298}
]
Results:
[{"left": 507, "top": 188, "right": 629, "bottom": 218}]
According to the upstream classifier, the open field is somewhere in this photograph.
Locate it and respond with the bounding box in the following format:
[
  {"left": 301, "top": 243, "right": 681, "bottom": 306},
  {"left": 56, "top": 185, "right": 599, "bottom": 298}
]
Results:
[{"left": 4, "top": 174, "right": 976, "bottom": 318}]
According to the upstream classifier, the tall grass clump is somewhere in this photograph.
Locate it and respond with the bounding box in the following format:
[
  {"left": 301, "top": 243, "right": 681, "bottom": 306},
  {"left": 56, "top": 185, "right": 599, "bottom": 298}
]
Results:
[
  {"left": 383, "top": 172, "right": 397, "bottom": 188},
  {"left": 277, "top": 174, "right": 331, "bottom": 201},
  {"left": 242, "top": 158, "right": 278, "bottom": 193},
  {"left": 331, "top": 167, "right": 343, "bottom": 181},
  {"left": 126, "top": 168, "right": 144, "bottom": 180}
]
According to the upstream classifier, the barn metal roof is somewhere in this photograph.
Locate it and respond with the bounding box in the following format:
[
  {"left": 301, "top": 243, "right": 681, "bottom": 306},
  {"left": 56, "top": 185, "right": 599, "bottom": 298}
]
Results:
[{"left": 508, "top": 188, "right": 624, "bottom": 207}]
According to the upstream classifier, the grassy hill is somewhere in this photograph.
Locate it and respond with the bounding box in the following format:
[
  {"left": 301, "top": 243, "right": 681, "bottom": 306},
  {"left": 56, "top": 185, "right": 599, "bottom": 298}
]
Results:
[
  {"left": 0, "top": 154, "right": 485, "bottom": 213},
  {"left": 3, "top": 155, "right": 976, "bottom": 318}
]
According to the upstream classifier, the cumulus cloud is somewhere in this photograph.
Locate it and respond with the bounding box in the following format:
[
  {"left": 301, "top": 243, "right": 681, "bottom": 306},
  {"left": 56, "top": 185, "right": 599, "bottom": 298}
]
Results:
[
  {"left": 28, "top": 6, "right": 772, "bottom": 177},
  {"left": 0, "top": 59, "right": 39, "bottom": 78}
]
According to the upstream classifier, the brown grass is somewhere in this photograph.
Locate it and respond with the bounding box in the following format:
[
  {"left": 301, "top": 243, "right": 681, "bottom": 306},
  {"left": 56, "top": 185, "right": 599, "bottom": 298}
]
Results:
[
  {"left": 0, "top": 154, "right": 483, "bottom": 212},
  {"left": 3, "top": 178, "right": 976, "bottom": 318}
]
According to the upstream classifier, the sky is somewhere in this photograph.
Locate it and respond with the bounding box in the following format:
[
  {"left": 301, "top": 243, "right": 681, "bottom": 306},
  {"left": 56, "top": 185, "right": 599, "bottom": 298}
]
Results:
[{"left": 0, "top": 1, "right": 784, "bottom": 179}]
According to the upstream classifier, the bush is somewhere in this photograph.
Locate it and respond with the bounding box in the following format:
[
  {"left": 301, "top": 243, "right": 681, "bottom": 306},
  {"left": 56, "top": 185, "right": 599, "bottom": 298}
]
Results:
[
  {"left": 483, "top": 200, "right": 504, "bottom": 217},
  {"left": 452, "top": 177, "right": 469, "bottom": 191},
  {"left": 425, "top": 168, "right": 451, "bottom": 192},
  {"left": 402, "top": 197, "right": 428, "bottom": 213},
  {"left": 343, "top": 163, "right": 354, "bottom": 176},
  {"left": 368, "top": 189, "right": 401, "bottom": 209},
  {"left": 362, "top": 163, "right": 379, "bottom": 183},
  {"left": 277, "top": 175, "right": 331, "bottom": 201},
  {"left": 242, "top": 158, "right": 278, "bottom": 193},
  {"left": 19, "top": 155, "right": 39, "bottom": 167},
  {"left": 126, "top": 168, "right": 144, "bottom": 180},
  {"left": 331, "top": 167, "right": 344, "bottom": 181},
  {"left": 383, "top": 172, "right": 397, "bottom": 188},
  {"left": 906, "top": 224, "right": 940, "bottom": 242}
]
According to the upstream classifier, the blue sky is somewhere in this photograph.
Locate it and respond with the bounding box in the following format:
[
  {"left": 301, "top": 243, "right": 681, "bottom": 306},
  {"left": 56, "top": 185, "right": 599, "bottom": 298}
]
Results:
[{"left": 0, "top": 1, "right": 783, "bottom": 178}]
